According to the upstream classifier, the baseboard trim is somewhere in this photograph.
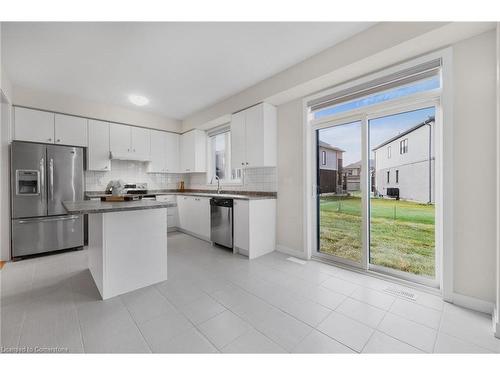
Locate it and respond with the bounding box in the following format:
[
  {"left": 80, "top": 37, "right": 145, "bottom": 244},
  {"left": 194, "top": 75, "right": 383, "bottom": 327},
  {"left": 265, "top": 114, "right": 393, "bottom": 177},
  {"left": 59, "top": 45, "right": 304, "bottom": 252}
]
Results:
[
  {"left": 276, "top": 244, "right": 307, "bottom": 260},
  {"left": 452, "top": 292, "right": 495, "bottom": 315},
  {"left": 493, "top": 307, "right": 500, "bottom": 338},
  {"left": 175, "top": 228, "right": 211, "bottom": 243}
]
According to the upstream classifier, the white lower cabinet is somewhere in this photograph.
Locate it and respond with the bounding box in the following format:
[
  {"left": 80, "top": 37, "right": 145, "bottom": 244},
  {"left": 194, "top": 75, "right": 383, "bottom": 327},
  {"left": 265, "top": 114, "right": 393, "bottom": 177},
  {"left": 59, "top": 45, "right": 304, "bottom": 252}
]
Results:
[
  {"left": 155, "top": 195, "right": 178, "bottom": 232},
  {"left": 176, "top": 195, "right": 210, "bottom": 240},
  {"left": 233, "top": 199, "right": 276, "bottom": 259}
]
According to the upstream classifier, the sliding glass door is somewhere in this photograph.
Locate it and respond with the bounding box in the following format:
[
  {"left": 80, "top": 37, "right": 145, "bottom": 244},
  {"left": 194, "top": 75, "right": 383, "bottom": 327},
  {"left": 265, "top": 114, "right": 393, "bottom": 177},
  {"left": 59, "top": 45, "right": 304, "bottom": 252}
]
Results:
[
  {"left": 314, "top": 106, "right": 438, "bottom": 286},
  {"left": 368, "top": 107, "right": 436, "bottom": 283},
  {"left": 316, "top": 120, "right": 365, "bottom": 267}
]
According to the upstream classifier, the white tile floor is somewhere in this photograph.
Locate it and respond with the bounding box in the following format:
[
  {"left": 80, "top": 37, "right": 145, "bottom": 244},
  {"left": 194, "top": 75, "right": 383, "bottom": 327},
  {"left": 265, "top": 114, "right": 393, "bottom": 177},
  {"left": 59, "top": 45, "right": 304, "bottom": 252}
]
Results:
[{"left": 1, "top": 232, "right": 499, "bottom": 353}]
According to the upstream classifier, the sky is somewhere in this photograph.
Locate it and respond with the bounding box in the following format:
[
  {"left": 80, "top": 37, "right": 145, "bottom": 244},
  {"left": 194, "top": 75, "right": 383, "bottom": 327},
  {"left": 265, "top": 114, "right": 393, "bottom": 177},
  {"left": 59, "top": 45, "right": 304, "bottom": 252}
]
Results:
[{"left": 318, "top": 106, "right": 435, "bottom": 166}]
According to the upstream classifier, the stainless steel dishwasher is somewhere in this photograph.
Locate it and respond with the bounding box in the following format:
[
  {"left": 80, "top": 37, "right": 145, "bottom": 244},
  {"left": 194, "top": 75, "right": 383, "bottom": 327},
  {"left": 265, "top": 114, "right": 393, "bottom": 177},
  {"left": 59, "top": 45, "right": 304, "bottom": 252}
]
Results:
[{"left": 210, "top": 198, "right": 233, "bottom": 248}]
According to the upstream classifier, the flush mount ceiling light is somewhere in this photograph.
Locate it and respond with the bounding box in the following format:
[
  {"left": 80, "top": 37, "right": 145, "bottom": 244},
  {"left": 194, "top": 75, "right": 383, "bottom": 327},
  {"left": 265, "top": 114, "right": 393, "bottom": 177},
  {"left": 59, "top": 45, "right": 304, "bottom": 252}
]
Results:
[{"left": 128, "top": 94, "right": 149, "bottom": 106}]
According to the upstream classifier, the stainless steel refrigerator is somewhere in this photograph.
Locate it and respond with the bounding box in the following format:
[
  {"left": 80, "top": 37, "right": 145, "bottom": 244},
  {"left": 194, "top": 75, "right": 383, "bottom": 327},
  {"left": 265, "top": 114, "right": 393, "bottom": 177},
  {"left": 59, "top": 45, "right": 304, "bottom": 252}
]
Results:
[{"left": 11, "top": 141, "right": 84, "bottom": 258}]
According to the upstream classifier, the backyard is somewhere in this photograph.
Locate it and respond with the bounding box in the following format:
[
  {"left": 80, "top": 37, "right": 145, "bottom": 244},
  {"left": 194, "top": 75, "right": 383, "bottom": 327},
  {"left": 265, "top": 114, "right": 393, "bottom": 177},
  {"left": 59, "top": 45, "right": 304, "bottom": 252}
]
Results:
[{"left": 319, "top": 195, "right": 435, "bottom": 277}]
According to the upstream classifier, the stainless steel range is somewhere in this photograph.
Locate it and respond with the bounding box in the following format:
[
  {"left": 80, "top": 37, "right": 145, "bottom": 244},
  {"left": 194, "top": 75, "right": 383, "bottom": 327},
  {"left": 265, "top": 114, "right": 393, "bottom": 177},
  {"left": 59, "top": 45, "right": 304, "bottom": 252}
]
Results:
[{"left": 11, "top": 141, "right": 84, "bottom": 258}]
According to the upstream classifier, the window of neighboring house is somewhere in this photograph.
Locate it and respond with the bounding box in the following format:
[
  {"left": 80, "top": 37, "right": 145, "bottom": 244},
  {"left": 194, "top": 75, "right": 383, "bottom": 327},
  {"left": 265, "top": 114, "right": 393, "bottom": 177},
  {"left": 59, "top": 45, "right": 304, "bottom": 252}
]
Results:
[
  {"left": 321, "top": 150, "right": 327, "bottom": 165},
  {"left": 208, "top": 130, "right": 241, "bottom": 184},
  {"left": 387, "top": 146, "right": 391, "bottom": 159},
  {"left": 400, "top": 139, "right": 408, "bottom": 154},
  {"left": 386, "top": 171, "right": 390, "bottom": 183},
  {"left": 396, "top": 170, "right": 399, "bottom": 184}
]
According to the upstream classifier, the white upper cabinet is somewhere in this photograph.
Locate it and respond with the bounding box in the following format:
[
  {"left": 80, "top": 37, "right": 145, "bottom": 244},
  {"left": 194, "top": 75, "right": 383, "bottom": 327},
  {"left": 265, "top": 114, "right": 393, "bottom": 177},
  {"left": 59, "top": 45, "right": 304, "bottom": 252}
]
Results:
[
  {"left": 110, "top": 123, "right": 150, "bottom": 161},
  {"left": 149, "top": 131, "right": 180, "bottom": 173},
  {"left": 149, "top": 130, "right": 167, "bottom": 173},
  {"left": 180, "top": 129, "right": 206, "bottom": 173},
  {"left": 87, "top": 119, "right": 111, "bottom": 171},
  {"left": 54, "top": 114, "right": 88, "bottom": 147},
  {"left": 109, "top": 123, "right": 131, "bottom": 156},
  {"left": 131, "top": 127, "right": 150, "bottom": 159},
  {"left": 230, "top": 103, "right": 277, "bottom": 168},
  {"left": 230, "top": 111, "right": 246, "bottom": 169},
  {"left": 14, "top": 107, "right": 55, "bottom": 144},
  {"left": 165, "top": 132, "right": 180, "bottom": 173}
]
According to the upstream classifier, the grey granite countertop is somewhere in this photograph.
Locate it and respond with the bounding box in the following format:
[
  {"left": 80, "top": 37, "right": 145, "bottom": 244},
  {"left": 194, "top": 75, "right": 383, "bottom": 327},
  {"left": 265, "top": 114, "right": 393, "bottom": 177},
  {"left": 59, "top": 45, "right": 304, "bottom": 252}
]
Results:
[
  {"left": 63, "top": 200, "right": 177, "bottom": 214},
  {"left": 85, "top": 190, "right": 277, "bottom": 200}
]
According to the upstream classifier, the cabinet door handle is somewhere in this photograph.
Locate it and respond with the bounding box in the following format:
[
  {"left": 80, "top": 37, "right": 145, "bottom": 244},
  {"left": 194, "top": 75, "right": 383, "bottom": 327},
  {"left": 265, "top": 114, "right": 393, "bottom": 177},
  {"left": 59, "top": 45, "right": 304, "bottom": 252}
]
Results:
[
  {"left": 104, "top": 165, "right": 108, "bottom": 169},
  {"left": 246, "top": 162, "right": 249, "bottom": 165},
  {"left": 48, "top": 138, "right": 52, "bottom": 142},
  {"left": 56, "top": 139, "right": 61, "bottom": 143}
]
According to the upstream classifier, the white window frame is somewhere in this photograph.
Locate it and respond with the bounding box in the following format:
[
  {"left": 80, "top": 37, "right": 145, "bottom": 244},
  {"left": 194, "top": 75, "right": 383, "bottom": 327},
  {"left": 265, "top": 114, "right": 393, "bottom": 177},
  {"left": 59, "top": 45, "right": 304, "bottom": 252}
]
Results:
[
  {"left": 387, "top": 146, "right": 391, "bottom": 159},
  {"left": 206, "top": 130, "right": 243, "bottom": 185},
  {"left": 303, "top": 48, "right": 453, "bottom": 298},
  {"left": 321, "top": 150, "right": 327, "bottom": 165}
]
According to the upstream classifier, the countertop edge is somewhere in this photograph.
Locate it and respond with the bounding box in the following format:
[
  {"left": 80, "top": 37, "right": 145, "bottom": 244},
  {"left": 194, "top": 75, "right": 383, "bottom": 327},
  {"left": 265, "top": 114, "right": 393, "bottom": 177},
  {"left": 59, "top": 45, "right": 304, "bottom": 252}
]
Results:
[{"left": 62, "top": 201, "right": 176, "bottom": 215}]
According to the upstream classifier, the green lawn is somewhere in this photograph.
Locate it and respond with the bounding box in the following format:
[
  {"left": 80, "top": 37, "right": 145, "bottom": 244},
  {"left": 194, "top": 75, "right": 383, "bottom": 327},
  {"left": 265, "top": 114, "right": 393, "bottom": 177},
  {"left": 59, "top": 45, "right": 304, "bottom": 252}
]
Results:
[{"left": 319, "top": 195, "right": 435, "bottom": 277}]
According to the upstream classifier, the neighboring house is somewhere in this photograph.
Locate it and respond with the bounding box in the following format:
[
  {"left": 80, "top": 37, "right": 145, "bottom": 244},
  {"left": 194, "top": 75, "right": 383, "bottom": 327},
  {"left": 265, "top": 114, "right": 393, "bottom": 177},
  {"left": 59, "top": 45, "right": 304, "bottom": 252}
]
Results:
[
  {"left": 318, "top": 141, "right": 344, "bottom": 194},
  {"left": 372, "top": 117, "right": 435, "bottom": 203},
  {"left": 342, "top": 159, "right": 375, "bottom": 192}
]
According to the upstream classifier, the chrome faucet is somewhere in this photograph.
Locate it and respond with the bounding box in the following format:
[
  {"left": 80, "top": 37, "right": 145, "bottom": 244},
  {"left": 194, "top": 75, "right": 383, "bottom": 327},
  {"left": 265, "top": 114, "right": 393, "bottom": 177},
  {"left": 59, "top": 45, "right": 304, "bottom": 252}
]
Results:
[{"left": 211, "top": 175, "right": 221, "bottom": 194}]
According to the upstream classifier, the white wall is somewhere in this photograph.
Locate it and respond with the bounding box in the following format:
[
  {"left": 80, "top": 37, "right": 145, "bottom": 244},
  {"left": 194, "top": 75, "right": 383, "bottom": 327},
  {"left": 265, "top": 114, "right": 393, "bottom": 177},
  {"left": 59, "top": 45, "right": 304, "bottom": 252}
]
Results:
[
  {"left": 12, "top": 86, "right": 182, "bottom": 133},
  {"left": 453, "top": 30, "right": 497, "bottom": 302},
  {"left": 1, "top": 22, "right": 13, "bottom": 261},
  {"left": 276, "top": 98, "right": 304, "bottom": 255}
]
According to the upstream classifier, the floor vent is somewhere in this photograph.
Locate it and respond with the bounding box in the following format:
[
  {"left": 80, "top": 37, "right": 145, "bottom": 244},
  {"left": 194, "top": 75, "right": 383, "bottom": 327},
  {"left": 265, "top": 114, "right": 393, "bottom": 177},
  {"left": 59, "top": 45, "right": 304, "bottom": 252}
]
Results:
[
  {"left": 383, "top": 287, "right": 417, "bottom": 301},
  {"left": 286, "top": 257, "right": 307, "bottom": 265}
]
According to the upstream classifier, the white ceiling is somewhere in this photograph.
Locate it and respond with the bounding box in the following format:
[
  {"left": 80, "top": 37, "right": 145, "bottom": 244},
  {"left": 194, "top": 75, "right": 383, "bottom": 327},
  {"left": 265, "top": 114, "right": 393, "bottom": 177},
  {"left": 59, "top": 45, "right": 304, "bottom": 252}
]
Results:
[{"left": 2, "top": 22, "right": 374, "bottom": 119}]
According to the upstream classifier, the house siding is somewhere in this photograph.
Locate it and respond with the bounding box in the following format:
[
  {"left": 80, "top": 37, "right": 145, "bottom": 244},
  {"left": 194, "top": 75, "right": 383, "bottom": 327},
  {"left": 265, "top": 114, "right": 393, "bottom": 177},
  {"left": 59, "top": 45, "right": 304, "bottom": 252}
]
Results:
[{"left": 374, "top": 121, "right": 435, "bottom": 203}]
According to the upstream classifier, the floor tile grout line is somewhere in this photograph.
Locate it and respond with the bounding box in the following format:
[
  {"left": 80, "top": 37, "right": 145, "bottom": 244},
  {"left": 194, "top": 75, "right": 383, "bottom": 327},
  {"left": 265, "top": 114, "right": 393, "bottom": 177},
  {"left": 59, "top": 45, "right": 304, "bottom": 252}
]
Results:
[
  {"left": 118, "top": 296, "right": 153, "bottom": 353},
  {"left": 224, "top": 303, "right": 295, "bottom": 353},
  {"left": 372, "top": 311, "right": 436, "bottom": 353},
  {"left": 359, "top": 296, "right": 397, "bottom": 353},
  {"left": 434, "top": 325, "right": 499, "bottom": 353},
  {"left": 14, "top": 262, "right": 36, "bottom": 349},
  {"left": 72, "top": 299, "right": 88, "bottom": 353},
  {"left": 320, "top": 269, "right": 444, "bottom": 313},
  {"left": 152, "top": 285, "right": 223, "bottom": 353}
]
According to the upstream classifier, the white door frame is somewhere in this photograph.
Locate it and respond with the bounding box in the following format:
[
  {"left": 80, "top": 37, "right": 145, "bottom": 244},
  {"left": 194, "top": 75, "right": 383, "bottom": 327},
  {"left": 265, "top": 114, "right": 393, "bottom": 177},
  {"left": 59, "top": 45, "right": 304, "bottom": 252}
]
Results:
[{"left": 303, "top": 48, "right": 453, "bottom": 298}]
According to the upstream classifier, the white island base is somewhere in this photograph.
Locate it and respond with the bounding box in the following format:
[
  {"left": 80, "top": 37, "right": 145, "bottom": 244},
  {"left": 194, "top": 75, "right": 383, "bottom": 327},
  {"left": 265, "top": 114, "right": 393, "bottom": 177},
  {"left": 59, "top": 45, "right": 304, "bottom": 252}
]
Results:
[{"left": 88, "top": 208, "right": 168, "bottom": 300}]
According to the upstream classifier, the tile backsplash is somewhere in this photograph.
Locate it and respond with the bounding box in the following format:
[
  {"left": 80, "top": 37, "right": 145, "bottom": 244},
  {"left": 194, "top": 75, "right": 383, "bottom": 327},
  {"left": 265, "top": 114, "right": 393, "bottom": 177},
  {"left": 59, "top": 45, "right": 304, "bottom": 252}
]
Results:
[
  {"left": 85, "top": 160, "right": 184, "bottom": 191},
  {"left": 85, "top": 160, "right": 277, "bottom": 192},
  {"left": 187, "top": 167, "right": 277, "bottom": 192}
]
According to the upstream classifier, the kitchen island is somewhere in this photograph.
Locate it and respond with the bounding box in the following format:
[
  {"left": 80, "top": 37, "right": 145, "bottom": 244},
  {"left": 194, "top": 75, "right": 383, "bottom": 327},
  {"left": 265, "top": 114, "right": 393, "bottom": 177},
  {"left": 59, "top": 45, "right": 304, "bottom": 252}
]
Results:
[{"left": 63, "top": 200, "right": 176, "bottom": 300}]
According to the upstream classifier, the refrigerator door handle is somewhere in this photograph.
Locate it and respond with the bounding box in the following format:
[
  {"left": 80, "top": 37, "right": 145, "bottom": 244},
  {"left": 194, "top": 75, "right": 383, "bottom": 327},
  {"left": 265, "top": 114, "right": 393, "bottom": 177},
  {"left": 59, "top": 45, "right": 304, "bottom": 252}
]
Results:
[
  {"left": 49, "top": 158, "right": 54, "bottom": 201},
  {"left": 17, "top": 215, "right": 80, "bottom": 224},
  {"left": 39, "top": 157, "right": 45, "bottom": 201}
]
